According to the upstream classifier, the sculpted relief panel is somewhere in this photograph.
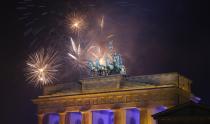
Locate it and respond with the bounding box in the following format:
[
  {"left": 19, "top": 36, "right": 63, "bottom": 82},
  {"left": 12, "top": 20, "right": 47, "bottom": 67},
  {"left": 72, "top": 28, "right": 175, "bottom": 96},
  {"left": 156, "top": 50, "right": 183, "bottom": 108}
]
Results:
[{"left": 38, "top": 88, "right": 177, "bottom": 113}]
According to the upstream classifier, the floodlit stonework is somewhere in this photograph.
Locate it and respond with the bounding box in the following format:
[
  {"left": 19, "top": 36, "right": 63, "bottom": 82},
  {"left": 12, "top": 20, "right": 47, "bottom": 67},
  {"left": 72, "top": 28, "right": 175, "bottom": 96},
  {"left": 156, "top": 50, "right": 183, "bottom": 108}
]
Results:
[{"left": 33, "top": 72, "right": 194, "bottom": 124}]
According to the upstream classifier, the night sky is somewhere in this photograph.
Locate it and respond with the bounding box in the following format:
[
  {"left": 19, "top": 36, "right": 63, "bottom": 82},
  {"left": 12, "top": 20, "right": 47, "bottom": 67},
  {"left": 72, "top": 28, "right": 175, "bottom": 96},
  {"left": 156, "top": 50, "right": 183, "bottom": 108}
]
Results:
[{"left": 2, "top": 0, "right": 210, "bottom": 124}]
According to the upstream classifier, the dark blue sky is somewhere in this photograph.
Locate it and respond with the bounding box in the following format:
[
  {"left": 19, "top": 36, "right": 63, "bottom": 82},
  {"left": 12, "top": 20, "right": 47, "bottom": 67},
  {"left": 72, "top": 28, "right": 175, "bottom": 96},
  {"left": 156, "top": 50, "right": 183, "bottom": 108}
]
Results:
[{"left": 1, "top": 0, "right": 210, "bottom": 124}]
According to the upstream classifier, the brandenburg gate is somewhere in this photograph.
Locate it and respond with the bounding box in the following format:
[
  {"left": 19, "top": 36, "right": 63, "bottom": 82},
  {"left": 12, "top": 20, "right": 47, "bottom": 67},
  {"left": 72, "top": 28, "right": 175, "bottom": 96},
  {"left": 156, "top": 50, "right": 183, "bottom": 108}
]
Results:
[{"left": 33, "top": 72, "right": 193, "bottom": 124}]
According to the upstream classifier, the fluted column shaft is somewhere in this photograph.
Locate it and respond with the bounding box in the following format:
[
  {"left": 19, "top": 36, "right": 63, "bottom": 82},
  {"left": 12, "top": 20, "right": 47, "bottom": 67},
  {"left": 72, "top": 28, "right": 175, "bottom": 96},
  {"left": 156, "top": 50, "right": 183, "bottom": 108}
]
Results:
[
  {"left": 114, "top": 109, "right": 126, "bottom": 124},
  {"left": 59, "top": 112, "right": 66, "bottom": 124},
  {"left": 82, "top": 111, "right": 92, "bottom": 124},
  {"left": 38, "top": 114, "right": 44, "bottom": 124},
  {"left": 139, "top": 108, "right": 148, "bottom": 124}
]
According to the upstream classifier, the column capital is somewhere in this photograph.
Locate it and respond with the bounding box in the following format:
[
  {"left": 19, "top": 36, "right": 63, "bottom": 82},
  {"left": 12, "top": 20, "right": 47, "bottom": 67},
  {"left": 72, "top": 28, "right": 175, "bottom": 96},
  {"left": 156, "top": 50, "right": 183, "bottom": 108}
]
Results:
[
  {"left": 81, "top": 110, "right": 92, "bottom": 124},
  {"left": 137, "top": 107, "right": 147, "bottom": 111},
  {"left": 111, "top": 107, "right": 125, "bottom": 112},
  {"left": 58, "top": 112, "right": 67, "bottom": 115},
  {"left": 37, "top": 113, "right": 45, "bottom": 117}
]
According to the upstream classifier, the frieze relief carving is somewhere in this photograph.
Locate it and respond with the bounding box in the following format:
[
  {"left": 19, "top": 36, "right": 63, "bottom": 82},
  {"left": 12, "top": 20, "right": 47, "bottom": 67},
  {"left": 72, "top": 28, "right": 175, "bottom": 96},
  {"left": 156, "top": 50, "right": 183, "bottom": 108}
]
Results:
[{"left": 39, "top": 93, "right": 149, "bottom": 109}]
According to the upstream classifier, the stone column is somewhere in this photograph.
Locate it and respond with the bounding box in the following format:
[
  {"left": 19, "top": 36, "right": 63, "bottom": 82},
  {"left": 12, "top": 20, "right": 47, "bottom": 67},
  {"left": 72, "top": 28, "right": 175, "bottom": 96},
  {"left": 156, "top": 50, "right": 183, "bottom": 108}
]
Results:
[
  {"left": 114, "top": 108, "right": 126, "bottom": 124},
  {"left": 37, "top": 113, "right": 44, "bottom": 124},
  {"left": 147, "top": 108, "right": 156, "bottom": 124},
  {"left": 82, "top": 111, "right": 92, "bottom": 124},
  {"left": 59, "top": 112, "right": 66, "bottom": 124},
  {"left": 139, "top": 108, "right": 148, "bottom": 124}
]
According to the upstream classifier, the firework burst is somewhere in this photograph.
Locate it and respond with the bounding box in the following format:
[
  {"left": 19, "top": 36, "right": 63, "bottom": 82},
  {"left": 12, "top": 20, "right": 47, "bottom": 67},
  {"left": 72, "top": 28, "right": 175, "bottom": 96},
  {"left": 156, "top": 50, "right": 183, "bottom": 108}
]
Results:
[
  {"left": 67, "top": 12, "right": 87, "bottom": 35},
  {"left": 67, "top": 38, "right": 87, "bottom": 70},
  {"left": 25, "top": 48, "right": 60, "bottom": 87}
]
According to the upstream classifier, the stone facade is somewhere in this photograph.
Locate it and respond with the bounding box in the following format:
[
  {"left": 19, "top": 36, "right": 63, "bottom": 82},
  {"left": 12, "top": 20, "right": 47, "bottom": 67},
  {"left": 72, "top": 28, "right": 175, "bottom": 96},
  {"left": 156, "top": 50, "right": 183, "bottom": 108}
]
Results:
[{"left": 33, "top": 72, "right": 194, "bottom": 124}]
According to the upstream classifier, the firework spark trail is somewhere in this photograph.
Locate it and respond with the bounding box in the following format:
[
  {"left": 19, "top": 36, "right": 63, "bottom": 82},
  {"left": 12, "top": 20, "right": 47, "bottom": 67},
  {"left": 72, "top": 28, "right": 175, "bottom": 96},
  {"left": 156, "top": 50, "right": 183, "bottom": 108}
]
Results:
[
  {"left": 25, "top": 48, "right": 60, "bottom": 87},
  {"left": 16, "top": 0, "right": 76, "bottom": 49},
  {"left": 71, "top": 37, "right": 77, "bottom": 53},
  {"left": 100, "top": 16, "right": 104, "bottom": 31},
  {"left": 78, "top": 44, "right": 81, "bottom": 55},
  {"left": 68, "top": 53, "right": 77, "bottom": 61}
]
